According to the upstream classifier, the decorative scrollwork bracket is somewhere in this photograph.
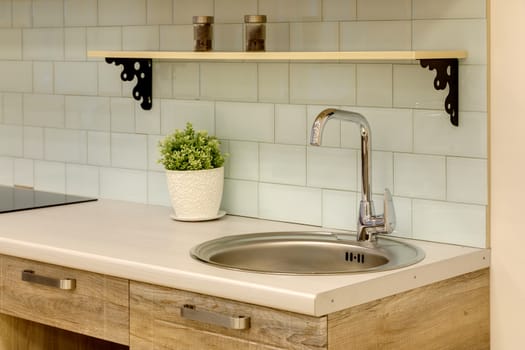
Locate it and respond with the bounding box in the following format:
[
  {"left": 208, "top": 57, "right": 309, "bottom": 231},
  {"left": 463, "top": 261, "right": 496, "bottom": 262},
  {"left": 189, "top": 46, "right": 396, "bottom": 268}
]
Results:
[
  {"left": 106, "top": 58, "right": 152, "bottom": 110},
  {"left": 420, "top": 58, "right": 459, "bottom": 126}
]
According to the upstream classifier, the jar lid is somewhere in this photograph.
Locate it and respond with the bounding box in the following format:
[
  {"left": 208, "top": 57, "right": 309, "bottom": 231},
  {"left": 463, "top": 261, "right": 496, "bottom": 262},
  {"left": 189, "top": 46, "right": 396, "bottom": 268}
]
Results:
[
  {"left": 244, "top": 15, "right": 267, "bottom": 23},
  {"left": 193, "top": 16, "right": 214, "bottom": 24}
]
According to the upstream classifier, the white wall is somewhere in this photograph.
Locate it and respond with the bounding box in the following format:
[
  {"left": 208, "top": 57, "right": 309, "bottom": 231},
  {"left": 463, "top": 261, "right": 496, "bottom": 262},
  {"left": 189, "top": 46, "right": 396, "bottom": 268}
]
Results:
[
  {"left": 0, "top": 0, "right": 487, "bottom": 247},
  {"left": 490, "top": 0, "right": 525, "bottom": 347}
]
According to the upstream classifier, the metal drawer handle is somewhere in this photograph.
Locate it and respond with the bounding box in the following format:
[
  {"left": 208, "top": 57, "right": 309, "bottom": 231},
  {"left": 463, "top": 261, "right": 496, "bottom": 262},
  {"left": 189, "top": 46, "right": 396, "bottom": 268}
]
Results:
[
  {"left": 180, "top": 304, "right": 250, "bottom": 330},
  {"left": 21, "top": 270, "right": 76, "bottom": 291}
]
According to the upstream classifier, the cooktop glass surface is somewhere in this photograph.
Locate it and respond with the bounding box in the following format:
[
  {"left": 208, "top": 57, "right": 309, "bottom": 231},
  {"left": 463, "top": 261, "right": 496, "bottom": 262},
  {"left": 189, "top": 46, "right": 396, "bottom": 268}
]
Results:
[{"left": 0, "top": 186, "right": 97, "bottom": 213}]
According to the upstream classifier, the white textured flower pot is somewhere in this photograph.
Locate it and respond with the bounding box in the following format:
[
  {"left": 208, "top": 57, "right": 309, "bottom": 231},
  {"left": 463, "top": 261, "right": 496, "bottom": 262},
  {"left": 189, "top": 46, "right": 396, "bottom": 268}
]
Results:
[{"left": 166, "top": 167, "right": 224, "bottom": 220}]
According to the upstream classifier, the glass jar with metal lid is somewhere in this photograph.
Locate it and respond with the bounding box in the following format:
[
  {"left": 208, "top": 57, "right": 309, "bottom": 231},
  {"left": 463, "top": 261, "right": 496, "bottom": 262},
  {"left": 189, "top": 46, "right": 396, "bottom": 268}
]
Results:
[
  {"left": 193, "top": 16, "right": 214, "bottom": 51},
  {"left": 244, "top": 15, "right": 267, "bottom": 52}
]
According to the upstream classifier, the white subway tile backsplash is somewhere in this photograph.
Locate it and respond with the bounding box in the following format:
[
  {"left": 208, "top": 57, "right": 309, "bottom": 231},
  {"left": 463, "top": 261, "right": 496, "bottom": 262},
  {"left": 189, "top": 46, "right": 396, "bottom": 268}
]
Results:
[
  {"left": 222, "top": 179, "right": 258, "bottom": 217},
  {"left": 3, "top": 93, "right": 23, "bottom": 125},
  {"left": 216, "top": 102, "right": 274, "bottom": 142},
  {"left": 307, "top": 146, "right": 357, "bottom": 191},
  {"left": 413, "top": 19, "right": 487, "bottom": 65},
  {"left": 173, "top": 0, "right": 214, "bottom": 24},
  {"left": 340, "top": 21, "right": 412, "bottom": 51},
  {"left": 147, "top": 135, "right": 164, "bottom": 171},
  {"left": 0, "top": 125, "right": 23, "bottom": 157},
  {"left": 413, "top": 199, "right": 486, "bottom": 247},
  {"left": 0, "top": 157, "right": 14, "bottom": 186},
  {"left": 34, "top": 160, "right": 66, "bottom": 193},
  {"left": 258, "top": 63, "right": 289, "bottom": 103},
  {"left": 213, "top": 24, "right": 243, "bottom": 52},
  {"left": 13, "top": 0, "right": 32, "bottom": 28},
  {"left": 111, "top": 133, "right": 148, "bottom": 170},
  {"left": 215, "top": 0, "right": 257, "bottom": 23},
  {"left": 98, "top": 0, "right": 147, "bottom": 26},
  {"left": 341, "top": 107, "right": 413, "bottom": 153},
  {"left": 33, "top": 0, "right": 64, "bottom": 27},
  {"left": 44, "top": 128, "right": 87, "bottom": 163},
  {"left": 356, "top": 64, "right": 392, "bottom": 108},
  {"left": 266, "top": 23, "right": 290, "bottom": 52},
  {"left": 23, "top": 29, "right": 64, "bottom": 60},
  {"left": 322, "top": 189, "right": 357, "bottom": 231},
  {"left": 100, "top": 167, "right": 148, "bottom": 203},
  {"left": 160, "top": 99, "right": 215, "bottom": 135},
  {"left": 0, "top": 1, "right": 11, "bottom": 27},
  {"left": 147, "top": 171, "right": 171, "bottom": 206},
  {"left": 0, "top": 0, "right": 488, "bottom": 248},
  {"left": 14, "top": 158, "right": 33, "bottom": 187},
  {"left": 201, "top": 63, "right": 257, "bottom": 101},
  {"left": 393, "top": 64, "right": 447, "bottom": 110},
  {"left": 147, "top": 0, "right": 173, "bottom": 25},
  {"left": 55, "top": 62, "right": 98, "bottom": 96},
  {"left": 123, "top": 26, "right": 160, "bottom": 51},
  {"left": 259, "top": 182, "right": 322, "bottom": 225},
  {"left": 159, "top": 25, "right": 193, "bottom": 52},
  {"left": 23, "top": 127, "right": 44, "bottom": 159},
  {"left": 259, "top": 0, "right": 322, "bottom": 22},
  {"left": 65, "top": 28, "right": 87, "bottom": 61},
  {"left": 87, "top": 131, "right": 111, "bottom": 166},
  {"left": 66, "top": 164, "right": 99, "bottom": 197},
  {"left": 227, "top": 141, "right": 259, "bottom": 181},
  {"left": 172, "top": 63, "right": 200, "bottom": 98},
  {"left": 65, "top": 96, "right": 111, "bottom": 131},
  {"left": 291, "top": 64, "right": 356, "bottom": 105},
  {"left": 110, "top": 98, "right": 135, "bottom": 133},
  {"left": 0, "top": 29, "right": 22, "bottom": 60},
  {"left": 275, "top": 104, "right": 307, "bottom": 145},
  {"left": 413, "top": 0, "right": 486, "bottom": 19},
  {"left": 260, "top": 143, "right": 306, "bottom": 186},
  {"left": 323, "top": 0, "right": 356, "bottom": 21},
  {"left": 33, "top": 62, "right": 54, "bottom": 94},
  {"left": 24, "top": 94, "right": 65, "bottom": 128},
  {"left": 136, "top": 99, "right": 161, "bottom": 134},
  {"left": 87, "top": 27, "right": 122, "bottom": 52},
  {"left": 64, "top": 0, "right": 98, "bottom": 27},
  {"left": 290, "top": 22, "right": 339, "bottom": 52},
  {"left": 413, "top": 110, "right": 487, "bottom": 158},
  {"left": 357, "top": 0, "right": 411, "bottom": 20},
  {"left": 394, "top": 153, "right": 446, "bottom": 200},
  {"left": 447, "top": 157, "right": 487, "bottom": 205},
  {"left": 98, "top": 62, "right": 123, "bottom": 96},
  {"left": 0, "top": 62, "right": 32, "bottom": 93}
]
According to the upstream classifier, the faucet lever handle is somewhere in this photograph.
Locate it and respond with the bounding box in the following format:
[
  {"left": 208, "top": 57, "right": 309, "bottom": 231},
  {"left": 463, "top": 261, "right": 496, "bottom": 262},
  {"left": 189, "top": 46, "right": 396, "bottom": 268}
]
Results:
[{"left": 383, "top": 188, "right": 396, "bottom": 234}]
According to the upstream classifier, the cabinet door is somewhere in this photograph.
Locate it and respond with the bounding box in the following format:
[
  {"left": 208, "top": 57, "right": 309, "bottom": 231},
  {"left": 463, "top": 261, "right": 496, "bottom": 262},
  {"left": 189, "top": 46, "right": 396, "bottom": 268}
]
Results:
[
  {"left": 130, "top": 281, "right": 327, "bottom": 350},
  {"left": 0, "top": 255, "right": 129, "bottom": 346}
]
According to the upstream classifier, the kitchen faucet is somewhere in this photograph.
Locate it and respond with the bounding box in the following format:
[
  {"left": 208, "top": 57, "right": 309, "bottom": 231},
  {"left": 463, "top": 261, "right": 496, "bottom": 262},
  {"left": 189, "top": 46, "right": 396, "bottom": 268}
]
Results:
[{"left": 310, "top": 108, "right": 395, "bottom": 242}]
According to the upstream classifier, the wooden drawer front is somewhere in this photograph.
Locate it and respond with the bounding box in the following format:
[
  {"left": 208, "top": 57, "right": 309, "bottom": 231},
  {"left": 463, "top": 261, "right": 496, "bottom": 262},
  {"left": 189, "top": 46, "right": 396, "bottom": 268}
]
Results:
[
  {"left": 0, "top": 255, "right": 129, "bottom": 346},
  {"left": 130, "top": 281, "right": 327, "bottom": 350}
]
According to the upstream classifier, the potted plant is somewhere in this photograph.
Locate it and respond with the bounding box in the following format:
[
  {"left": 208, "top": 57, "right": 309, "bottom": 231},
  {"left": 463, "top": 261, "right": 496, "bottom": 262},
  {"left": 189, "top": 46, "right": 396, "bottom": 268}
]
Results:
[{"left": 159, "top": 122, "right": 226, "bottom": 221}]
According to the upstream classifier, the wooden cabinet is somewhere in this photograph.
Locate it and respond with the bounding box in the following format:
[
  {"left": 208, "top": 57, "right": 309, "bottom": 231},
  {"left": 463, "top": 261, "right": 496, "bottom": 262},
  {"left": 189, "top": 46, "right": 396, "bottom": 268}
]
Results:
[
  {"left": 0, "top": 255, "right": 129, "bottom": 346},
  {"left": 130, "top": 269, "right": 489, "bottom": 350},
  {"left": 129, "top": 281, "right": 327, "bottom": 350}
]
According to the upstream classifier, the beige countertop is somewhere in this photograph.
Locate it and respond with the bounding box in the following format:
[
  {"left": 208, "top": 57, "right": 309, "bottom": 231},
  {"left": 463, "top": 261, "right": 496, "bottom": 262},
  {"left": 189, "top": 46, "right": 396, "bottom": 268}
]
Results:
[{"left": 0, "top": 199, "right": 489, "bottom": 316}]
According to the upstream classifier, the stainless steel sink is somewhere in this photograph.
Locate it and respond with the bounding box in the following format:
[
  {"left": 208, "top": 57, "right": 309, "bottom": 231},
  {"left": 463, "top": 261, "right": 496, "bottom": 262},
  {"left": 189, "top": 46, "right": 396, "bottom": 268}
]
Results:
[{"left": 190, "top": 232, "right": 425, "bottom": 275}]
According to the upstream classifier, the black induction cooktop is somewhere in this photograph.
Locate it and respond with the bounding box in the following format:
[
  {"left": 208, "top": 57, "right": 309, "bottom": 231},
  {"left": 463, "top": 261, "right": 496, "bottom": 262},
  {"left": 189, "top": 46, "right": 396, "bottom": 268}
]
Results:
[{"left": 0, "top": 185, "right": 97, "bottom": 213}]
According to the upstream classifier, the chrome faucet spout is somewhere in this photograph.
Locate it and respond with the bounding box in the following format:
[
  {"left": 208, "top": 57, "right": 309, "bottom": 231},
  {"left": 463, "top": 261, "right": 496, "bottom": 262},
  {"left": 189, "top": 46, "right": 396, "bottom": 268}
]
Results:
[{"left": 310, "top": 108, "right": 395, "bottom": 242}]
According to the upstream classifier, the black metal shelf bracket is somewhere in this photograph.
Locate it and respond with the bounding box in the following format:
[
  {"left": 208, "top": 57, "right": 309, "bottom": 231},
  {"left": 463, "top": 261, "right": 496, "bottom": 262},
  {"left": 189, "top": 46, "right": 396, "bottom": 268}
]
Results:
[
  {"left": 420, "top": 58, "right": 459, "bottom": 126},
  {"left": 106, "top": 57, "right": 152, "bottom": 110}
]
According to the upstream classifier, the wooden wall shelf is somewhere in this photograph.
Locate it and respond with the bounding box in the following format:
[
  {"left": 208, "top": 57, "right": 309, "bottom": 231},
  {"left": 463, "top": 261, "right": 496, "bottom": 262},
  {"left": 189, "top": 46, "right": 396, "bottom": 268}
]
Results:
[{"left": 88, "top": 50, "right": 467, "bottom": 126}]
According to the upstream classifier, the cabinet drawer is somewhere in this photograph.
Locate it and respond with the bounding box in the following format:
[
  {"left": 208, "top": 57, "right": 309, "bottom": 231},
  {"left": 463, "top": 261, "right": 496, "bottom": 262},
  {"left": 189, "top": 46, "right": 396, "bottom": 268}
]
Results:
[
  {"left": 0, "top": 255, "right": 129, "bottom": 345},
  {"left": 130, "top": 281, "right": 327, "bottom": 350}
]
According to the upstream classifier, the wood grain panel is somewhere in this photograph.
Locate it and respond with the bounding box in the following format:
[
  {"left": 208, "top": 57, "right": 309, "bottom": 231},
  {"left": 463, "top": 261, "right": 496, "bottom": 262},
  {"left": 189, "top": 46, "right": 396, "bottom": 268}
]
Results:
[
  {"left": 0, "top": 313, "right": 128, "bottom": 350},
  {"left": 129, "top": 281, "right": 327, "bottom": 350},
  {"left": 327, "top": 268, "right": 490, "bottom": 350},
  {"left": 0, "top": 255, "right": 129, "bottom": 346}
]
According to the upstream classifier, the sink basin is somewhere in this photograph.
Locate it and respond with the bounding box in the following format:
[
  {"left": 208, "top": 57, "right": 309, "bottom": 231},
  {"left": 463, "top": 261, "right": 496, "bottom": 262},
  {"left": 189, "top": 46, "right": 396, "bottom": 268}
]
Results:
[{"left": 190, "top": 232, "right": 425, "bottom": 275}]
